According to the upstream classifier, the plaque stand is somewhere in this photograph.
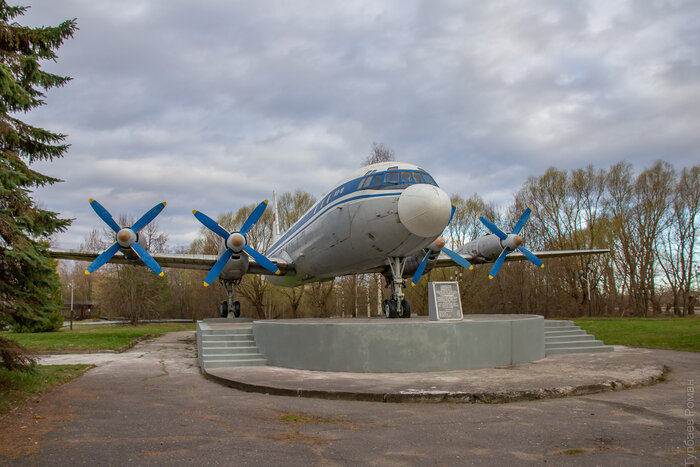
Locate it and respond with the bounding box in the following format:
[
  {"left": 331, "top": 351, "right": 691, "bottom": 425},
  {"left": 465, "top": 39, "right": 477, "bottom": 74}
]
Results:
[{"left": 428, "top": 281, "right": 463, "bottom": 321}]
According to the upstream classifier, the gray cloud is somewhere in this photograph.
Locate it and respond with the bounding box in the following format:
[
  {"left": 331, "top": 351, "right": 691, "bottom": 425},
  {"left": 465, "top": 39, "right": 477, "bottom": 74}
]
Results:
[{"left": 21, "top": 0, "right": 700, "bottom": 249}]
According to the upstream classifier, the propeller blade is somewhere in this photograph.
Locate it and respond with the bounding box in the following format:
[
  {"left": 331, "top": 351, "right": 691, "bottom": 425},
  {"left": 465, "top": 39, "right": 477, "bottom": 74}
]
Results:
[
  {"left": 240, "top": 200, "right": 268, "bottom": 235},
  {"left": 478, "top": 215, "right": 507, "bottom": 240},
  {"left": 518, "top": 245, "right": 544, "bottom": 268},
  {"left": 130, "top": 242, "right": 164, "bottom": 276},
  {"left": 243, "top": 245, "right": 280, "bottom": 274},
  {"left": 89, "top": 199, "right": 120, "bottom": 233},
  {"left": 410, "top": 250, "right": 431, "bottom": 286},
  {"left": 132, "top": 202, "right": 167, "bottom": 233},
  {"left": 511, "top": 206, "right": 532, "bottom": 235},
  {"left": 448, "top": 203, "right": 457, "bottom": 226},
  {"left": 489, "top": 248, "right": 509, "bottom": 279},
  {"left": 193, "top": 210, "right": 230, "bottom": 240},
  {"left": 442, "top": 247, "right": 474, "bottom": 271},
  {"left": 85, "top": 242, "right": 121, "bottom": 274},
  {"left": 203, "top": 249, "right": 234, "bottom": 286}
]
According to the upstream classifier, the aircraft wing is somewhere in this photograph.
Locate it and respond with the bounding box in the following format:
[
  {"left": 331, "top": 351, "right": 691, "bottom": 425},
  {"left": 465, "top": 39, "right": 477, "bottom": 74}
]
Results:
[
  {"left": 48, "top": 249, "right": 297, "bottom": 276},
  {"left": 433, "top": 248, "right": 610, "bottom": 269}
]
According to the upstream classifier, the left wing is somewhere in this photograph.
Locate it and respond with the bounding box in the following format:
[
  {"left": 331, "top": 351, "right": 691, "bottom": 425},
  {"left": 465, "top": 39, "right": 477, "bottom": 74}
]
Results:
[{"left": 48, "top": 249, "right": 297, "bottom": 276}]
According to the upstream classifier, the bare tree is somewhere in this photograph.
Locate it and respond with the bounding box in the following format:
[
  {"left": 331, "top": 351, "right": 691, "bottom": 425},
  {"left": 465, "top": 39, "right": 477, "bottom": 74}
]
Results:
[{"left": 362, "top": 142, "right": 396, "bottom": 166}]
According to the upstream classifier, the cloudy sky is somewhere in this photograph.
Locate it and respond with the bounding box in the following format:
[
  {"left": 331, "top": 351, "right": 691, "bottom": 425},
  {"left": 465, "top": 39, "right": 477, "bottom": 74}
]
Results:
[{"left": 21, "top": 0, "right": 700, "bottom": 249}]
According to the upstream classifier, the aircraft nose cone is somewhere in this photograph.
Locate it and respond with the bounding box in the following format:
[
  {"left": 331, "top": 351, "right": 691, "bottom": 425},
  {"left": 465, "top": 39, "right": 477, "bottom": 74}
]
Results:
[{"left": 398, "top": 184, "right": 452, "bottom": 238}]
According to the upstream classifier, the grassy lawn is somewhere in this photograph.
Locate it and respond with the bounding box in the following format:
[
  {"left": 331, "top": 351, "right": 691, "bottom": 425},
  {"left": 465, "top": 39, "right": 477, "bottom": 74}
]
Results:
[
  {"left": 0, "top": 322, "right": 195, "bottom": 353},
  {"left": 573, "top": 317, "right": 700, "bottom": 352},
  {"left": 0, "top": 365, "right": 92, "bottom": 417}
]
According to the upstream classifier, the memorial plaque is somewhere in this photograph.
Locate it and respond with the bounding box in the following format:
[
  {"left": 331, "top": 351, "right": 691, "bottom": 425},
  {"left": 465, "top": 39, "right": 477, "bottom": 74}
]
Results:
[{"left": 428, "top": 281, "right": 463, "bottom": 321}]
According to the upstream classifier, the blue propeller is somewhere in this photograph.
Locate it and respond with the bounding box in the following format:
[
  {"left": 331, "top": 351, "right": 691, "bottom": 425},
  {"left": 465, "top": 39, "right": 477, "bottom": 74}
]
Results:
[
  {"left": 85, "top": 200, "right": 167, "bottom": 276},
  {"left": 478, "top": 206, "right": 543, "bottom": 279},
  {"left": 410, "top": 204, "right": 473, "bottom": 286},
  {"left": 193, "top": 200, "right": 280, "bottom": 286}
]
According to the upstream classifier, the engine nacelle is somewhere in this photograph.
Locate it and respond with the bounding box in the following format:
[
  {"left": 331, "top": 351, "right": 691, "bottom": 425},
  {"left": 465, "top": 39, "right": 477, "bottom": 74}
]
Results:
[
  {"left": 217, "top": 239, "right": 250, "bottom": 281},
  {"left": 459, "top": 234, "right": 503, "bottom": 263}
]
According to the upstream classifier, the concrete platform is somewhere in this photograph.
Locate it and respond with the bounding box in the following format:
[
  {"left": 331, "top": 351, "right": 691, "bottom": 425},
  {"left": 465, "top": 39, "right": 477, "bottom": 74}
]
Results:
[
  {"left": 204, "top": 346, "right": 665, "bottom": 403},
  {"left": 252, "top": 315, "right": 545, "bottom": 372}
]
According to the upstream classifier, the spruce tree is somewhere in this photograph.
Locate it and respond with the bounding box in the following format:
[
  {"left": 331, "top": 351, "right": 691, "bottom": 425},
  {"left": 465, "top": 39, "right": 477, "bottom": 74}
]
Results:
[{"left": 0, "top": 2, "right": 77, "bottom": 367}]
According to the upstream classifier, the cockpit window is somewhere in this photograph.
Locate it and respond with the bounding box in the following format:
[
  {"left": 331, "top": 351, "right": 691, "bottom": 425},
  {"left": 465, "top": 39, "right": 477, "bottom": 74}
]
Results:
[
  {"left": 369, "top": 174, "right": 383, "bottom": 186},
  {"left": 421, "top": 172, "right": 437, "bottom": 186},
  {"left": 400, "top": 171, "right": 413, "bottom": 184},
  {"left": 412, "top": 171, "right": 424, "bottom": 183},
  {"left": 384, "top": 171, "right": 399, "bottom": 184},
  {"left": 358, "top": 176, "right": 371, "bottom": 189}
]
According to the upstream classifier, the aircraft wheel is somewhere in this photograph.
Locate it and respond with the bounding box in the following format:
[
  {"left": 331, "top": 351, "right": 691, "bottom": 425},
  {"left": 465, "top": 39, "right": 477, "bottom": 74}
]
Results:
[
  {"left": 220, "top": 300, "right": 228, "bottom": 318},
  {"left": 233, "top": 301, "right": 241, "bottom": 318},
  {"left": 383, "top": 299, "right": 398, "bottom": 319},
  {"left": 401, "top": 299, "right": 411, "bottom": 318}
]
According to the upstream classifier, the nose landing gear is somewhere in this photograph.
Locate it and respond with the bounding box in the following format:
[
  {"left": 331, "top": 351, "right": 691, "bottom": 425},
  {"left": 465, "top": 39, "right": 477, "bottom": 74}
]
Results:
[{"left": 384, "top": 257, "right": 412, "bottom": 319}]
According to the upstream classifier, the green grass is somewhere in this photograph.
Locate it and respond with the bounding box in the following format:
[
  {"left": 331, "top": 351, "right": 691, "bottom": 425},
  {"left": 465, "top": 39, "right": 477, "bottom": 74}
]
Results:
[
  {"left": 572, "top": 317, "right": 700, "bottom": 352},
  {"left": 0, "top": 365, "right": 92, "bottom": 416},
  {"left": 0, "top": 322, "right": 195, "bottom": 352}
]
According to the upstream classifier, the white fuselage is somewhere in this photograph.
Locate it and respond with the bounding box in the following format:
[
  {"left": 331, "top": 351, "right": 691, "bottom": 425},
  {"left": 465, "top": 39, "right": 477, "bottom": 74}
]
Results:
[{"left": 267, "top": 162, "right": 452, "bottom": 286}]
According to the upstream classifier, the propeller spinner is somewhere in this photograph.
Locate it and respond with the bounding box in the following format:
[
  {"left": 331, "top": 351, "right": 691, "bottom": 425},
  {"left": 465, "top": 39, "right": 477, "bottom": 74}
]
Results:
[
  {"left": 478, "top": 206, "right": 543, "bottom": 279},
  {"left": 85, "top": 199, "right": 167, "bottom": 276},
  {"left": 193, "top": 200, "right": 280, "bottom": 287}
]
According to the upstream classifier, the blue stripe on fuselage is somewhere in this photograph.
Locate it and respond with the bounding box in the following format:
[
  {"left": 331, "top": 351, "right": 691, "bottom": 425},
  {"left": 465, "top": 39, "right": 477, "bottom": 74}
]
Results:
[{"left": 268, "top": 176, "right": 401, "bottom": 256}]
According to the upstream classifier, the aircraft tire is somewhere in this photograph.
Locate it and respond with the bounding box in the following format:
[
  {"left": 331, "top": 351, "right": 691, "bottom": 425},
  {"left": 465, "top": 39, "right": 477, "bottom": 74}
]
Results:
[
  {"left": 220, "top": 300, "right": 228, "bottom": 318},
  {"left": 383, "top": 299, "right": 398, "bottom": 319},
  {"left": 233, "top": 301, "right": 241, "bottom": 318},
  {"left": 401, "top": 299, "right": 411, "bottom": 318}
]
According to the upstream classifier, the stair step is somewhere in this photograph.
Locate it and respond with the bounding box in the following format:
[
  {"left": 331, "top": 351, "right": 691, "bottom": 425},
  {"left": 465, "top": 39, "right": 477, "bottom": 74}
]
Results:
[
  {"left": 545, "top": 334, "right": 595, "bottom": 343},
  {"left": 204, "top": 353, "right": 266, "bottom": 361},
  {"left": 201, "top": 340, "right": 256, "bottom": 348},
  {"left": 545, "top": 340, "right": 605, "bottom": 349},
  {"left": 201, "top": 328, "right": 253, "bottom": 336},
  {"left": 544, "top": 320, "right": 574, "bottom": 328},
  {"left": 545, "top": 329, "right": 586, "bottom": 337},
  {"left": 203, "top": 359, "right": 268, "bottom": 369},
  {"left": 201, "top": 346, "right": 260, "bottom": 355},
  {"left": 201, "top": 335, "right": 254, "bottom": 342},
  {"left": 546, "top": 345, "right": 614, "bottom": 355}
]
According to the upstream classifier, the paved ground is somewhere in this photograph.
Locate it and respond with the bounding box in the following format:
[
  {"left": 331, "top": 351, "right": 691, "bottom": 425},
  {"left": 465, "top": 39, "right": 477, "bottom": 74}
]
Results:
[{"left": 1, "top": 331, "right": 697, "bottom": 465}]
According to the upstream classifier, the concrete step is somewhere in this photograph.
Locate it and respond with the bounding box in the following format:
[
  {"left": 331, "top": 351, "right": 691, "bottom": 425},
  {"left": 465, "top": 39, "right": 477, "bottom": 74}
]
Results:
[
  {"left": 200, "top": 339, "right": 256, "bottom": 347},
  {"left": 544, "top": 320, "right": 574, "bottom": 328},
  {"left": 204, "top": 353, "right": 266, "bottom": 361},
  {"left": 201, "top": 328, "right": 253, "bottom": 336},
  {"left": 545, "top": 329, "right": 586, "bottom": 337},
  {"left": 202, "top": 334, "right": 255, "bottom": 342},
  {"left": 545, "top": 334, "right": 595, "bottom": 343},
  {"left": 203, "top": 359, "right": 268, "bottom": 369},
  {"left": 545, "top": 340, "right": 605, "bottom": 349},
  {"left": 546, "top": 345, "right": 614, "bottom": 355},
  {"left": 201, "top": 346, "right": 260, "bottom": 355}
]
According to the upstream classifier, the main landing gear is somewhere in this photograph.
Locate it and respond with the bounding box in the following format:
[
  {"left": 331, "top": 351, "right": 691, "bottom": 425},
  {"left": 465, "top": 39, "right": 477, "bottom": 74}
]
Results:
[
  {"left": 220, "top": 279, "right": 241, "bottom": 318},
  {"left": 383, "top": 257, "right": 412, "bottom": 319}
]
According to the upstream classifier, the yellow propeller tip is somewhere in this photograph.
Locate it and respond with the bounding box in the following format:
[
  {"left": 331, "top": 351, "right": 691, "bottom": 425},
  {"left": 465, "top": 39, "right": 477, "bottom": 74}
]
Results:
[
  {"left": 488, "top": 275, "right": 494, "bottom": 279},
  {"left": 452, "top": 203, "right": 457, "bottom": 207},
  {"left": 477, "top": 215, "right": 481, "bottom": 218},
  {"left": 84, "top": 270, "right": 90, "bottom": 275},
  {"left": 540, "top": 264, "right": 545, "bottom": 269},
  {"left": 159, "top": 272, "right": 164, "bottom": 277},
  {"left": 529, "top": 205, "right": 533, "bottom": 210},
  {"left": 469, "top": 266, "right": 474, "bottom": 270},
  {"left": 263, "top": 200, "right": 269, "bottom": 204},
  {"left": 89, "top": 198, "right": 95, "bottom": 203},
  {"left": 192, "top": 209, "right": 198, "bottom": 215},
  {"left": 162, "top": 201, "right": 167, "bottom": 206},
  {"left": 203, "top": 282, "right": 209, "bottom": 287},
  {"left": 275, "top": 270, "right": 281, "bottom": 275}
]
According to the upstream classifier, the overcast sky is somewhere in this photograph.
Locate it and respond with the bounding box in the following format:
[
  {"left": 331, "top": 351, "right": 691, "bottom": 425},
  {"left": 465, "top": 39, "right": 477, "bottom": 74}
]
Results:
[{"left": 20, "top": 0, "right": 700, "bottom": 250}]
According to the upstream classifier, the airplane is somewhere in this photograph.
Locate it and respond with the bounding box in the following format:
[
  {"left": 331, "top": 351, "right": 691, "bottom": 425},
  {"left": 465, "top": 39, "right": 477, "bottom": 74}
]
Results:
[{"left": 49, "top": 161, "right": 609, "bottom": 318}]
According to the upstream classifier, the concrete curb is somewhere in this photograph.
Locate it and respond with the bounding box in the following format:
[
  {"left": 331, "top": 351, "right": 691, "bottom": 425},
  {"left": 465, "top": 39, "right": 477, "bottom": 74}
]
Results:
[{"left": 203, "top": 361, "right": 668, "bottom": 404}]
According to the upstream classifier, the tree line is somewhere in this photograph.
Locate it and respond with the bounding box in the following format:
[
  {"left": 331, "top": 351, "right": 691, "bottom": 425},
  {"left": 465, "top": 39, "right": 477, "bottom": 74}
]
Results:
[{"left": 58, "top": 159, "right": 699, "bottom": 322}]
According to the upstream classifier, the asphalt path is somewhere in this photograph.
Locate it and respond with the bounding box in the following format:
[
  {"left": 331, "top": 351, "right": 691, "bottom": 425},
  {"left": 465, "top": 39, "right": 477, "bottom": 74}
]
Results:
[{"left": 1, "top": 331, "right": 697, "bottom": 466}]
